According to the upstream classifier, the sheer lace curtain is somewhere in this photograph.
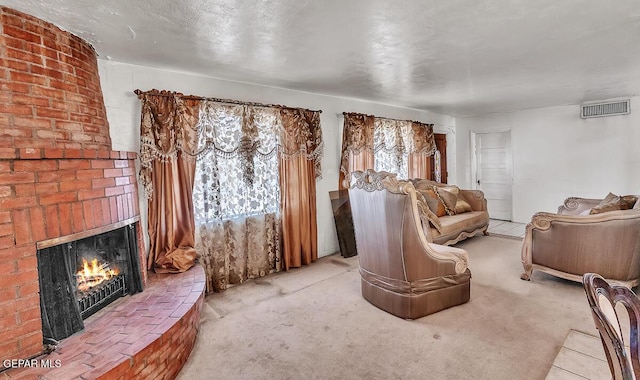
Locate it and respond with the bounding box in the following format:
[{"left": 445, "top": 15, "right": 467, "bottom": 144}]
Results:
[
  {"left": 193, "top": 102, "right": 283, "bottom": 292},
  {"left": 340, "top": 113, "right": 436, "bottom": 187}
]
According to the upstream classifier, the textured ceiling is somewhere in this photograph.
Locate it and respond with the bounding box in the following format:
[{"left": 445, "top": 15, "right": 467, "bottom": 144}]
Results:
[{"left": 3, "top": 0, "right": 640, "bottom": 116}]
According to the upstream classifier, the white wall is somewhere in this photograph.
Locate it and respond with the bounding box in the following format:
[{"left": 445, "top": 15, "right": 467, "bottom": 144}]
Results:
[
  {"left": 456, "top": 97, "right": 640, "bottom": 223},
  {"left": 98, "top": 60, "right": 455, "bottom": 257}
]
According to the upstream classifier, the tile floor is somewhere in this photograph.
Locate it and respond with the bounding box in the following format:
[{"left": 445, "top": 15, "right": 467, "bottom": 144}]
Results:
[
  {"left": 487, "top": 219, "right": 526, "bottom": 239},
  {"left": 546, "top": 330, "right": 610, "bottom": 380}
]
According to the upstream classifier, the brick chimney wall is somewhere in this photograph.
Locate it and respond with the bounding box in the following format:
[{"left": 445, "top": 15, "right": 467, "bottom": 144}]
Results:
[{"left": 0, "top": 7, "right": 145, "bottom": 361}]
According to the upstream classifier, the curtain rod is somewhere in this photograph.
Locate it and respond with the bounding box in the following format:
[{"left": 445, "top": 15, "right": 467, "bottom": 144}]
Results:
[
  {"left": 340, "top": 111, "right": 433, "bottom": 126},
  {"left": 134, "top": 89, "right": 322, "bottom": 113}
]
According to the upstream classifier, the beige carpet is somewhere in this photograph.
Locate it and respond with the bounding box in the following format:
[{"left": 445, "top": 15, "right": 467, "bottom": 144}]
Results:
[{"left": 178, "top": 235, "right": 600, "bottom": 380}]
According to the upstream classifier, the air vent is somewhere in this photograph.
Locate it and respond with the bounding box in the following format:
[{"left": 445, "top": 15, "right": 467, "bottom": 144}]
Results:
[{"left": 580, "top": 99, "right": 630, "bottom": 118}]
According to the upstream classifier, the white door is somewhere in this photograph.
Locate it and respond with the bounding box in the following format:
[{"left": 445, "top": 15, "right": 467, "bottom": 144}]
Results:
[{"left": 474, "top": 131, "right": 512, "bottom": 221}]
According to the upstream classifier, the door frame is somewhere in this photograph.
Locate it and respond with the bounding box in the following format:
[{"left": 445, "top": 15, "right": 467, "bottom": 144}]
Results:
[{"left": 470, "top": 129, "right": 514, "bottom": 220}]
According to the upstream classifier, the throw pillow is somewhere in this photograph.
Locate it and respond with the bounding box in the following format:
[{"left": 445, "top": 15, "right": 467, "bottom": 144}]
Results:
[
  {"left": 589, "top": 193, "right": 637, "bottom": 214},
  {"left": 417, "top": 188, "right": 447, "bottom": 217},
  {"left": 435, "top": 185, "right": 473, "bottom": 215},
  {"left": 621, "top": 195, "right": 638, "bottom": 209},
  {"left": 434, "top": 186, "right": 459, "bottom": 216}
]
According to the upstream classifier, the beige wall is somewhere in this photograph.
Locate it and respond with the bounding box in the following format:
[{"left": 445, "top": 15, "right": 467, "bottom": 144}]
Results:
[
  {"left": 98, "top": 60, "right": 455, "bottom": 257},
  {"left": 456, "top": 97, "right": 640, "bottom": 223}
]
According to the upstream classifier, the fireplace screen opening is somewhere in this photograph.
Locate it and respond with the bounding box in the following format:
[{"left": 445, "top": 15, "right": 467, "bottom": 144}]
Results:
[{"left": 37, "top": 223, "right": 143, "bottom": 342}]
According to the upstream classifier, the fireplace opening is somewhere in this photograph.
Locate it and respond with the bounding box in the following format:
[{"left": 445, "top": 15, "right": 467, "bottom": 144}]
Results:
[{"left": 36, "top": 222, "right": 144, "bottom": 342}]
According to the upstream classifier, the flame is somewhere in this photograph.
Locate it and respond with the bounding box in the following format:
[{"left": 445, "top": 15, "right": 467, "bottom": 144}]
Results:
[{"left": 76, "top": 258, "right": 118, "bottom": 292}]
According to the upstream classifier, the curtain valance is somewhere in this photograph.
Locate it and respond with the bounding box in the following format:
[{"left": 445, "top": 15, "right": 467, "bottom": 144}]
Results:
[{"left": 339, "top": 112, "right": 436, "bottom": 178}]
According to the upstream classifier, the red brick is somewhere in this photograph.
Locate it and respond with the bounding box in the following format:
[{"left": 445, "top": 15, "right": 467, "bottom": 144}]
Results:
[
  {"left": 115, "top": 177, "right": 130, "bottom": 186},
  {"left": 17, "top": 332, "right": 43, "bottom": 354},
  {"left": 0, "top": 196, "right": 37, "bottom": 210},
  {"left": 39, "top": 191, "right": 77, "bottom": 205},
  {"left": 0, "top": 259, "right": 17, "bottom": 274},
  {"left": 104, "top": 168, "right": 123, "bottom": 178},
  {"left": 57, "top": 160, "right": 89, "bottom": 170},
  {"left": 55, "top": 121, "right": 82, "bottom": 131},
  {"left": 14, "top": 160, "right": 57, "bottom": 172},
  {"left": 16, "top": 256, "right": 37, "bottom": 272},
  {"left": 18, "top": 306, "right": 40, "bottom": 324},
  {"left": 9, "top": 71, "right": 47, "bottom": 86},
  {"left": 91, "top": 160, "right": 114, "bottom": 169},
  {"left": 0, "top": 245, "right": 33, "bottom": 261},
  {"left": 71, "top": 202, "right": 84, "bottom": 232},
  {"left": 0, "top": 103, "right": 32, "bottom": 116},
  {"left": 105, "top": 186, "right": 124, "bottom": 197},
  {"left": 91, "top": 199, "right": 104, "bottom": 228},
  {"left": 59, "top": 180, "right": 91, "bottom": 192},
  {"left": 43, "top": 148, "right": 64, "bottom": 158},
  {"left": 116, "top": 195, "right": 125, "bottom": 221},
  {"left": 31, "top": 85, "right": 64, "bottom": 100},
  {"left": 18, "top": 148, "right": 42, "bottom": 159},
  {"left": 82, "top": 149, "right": 98, "bottom": 159},
  {"left": 0, "top": 223, "right": 13, "bottom": 237},
  {"left": 11, "top": 94, "right": 50, "bottom": 107},
  {"left": 14, "top": 183, "right": 35, "bottom": 196},
  {"left": 35, "top": 107, "right": 68, "bottom": 119},
  {"left": 37, "top": 170, "right": 76, "bottom": 183},
  {"left": 0, "top": 285, "right": 17, "bottom": 303},
  {"left": 3, "top": 25, "right": 42, "bottom": 44},
  {"left": 5, "top": 47, "right": 43, "bottom": 66},
  {"left": 28, "top": 207, "right": 46, "bottom": 242},
  {"left": 17, "top": 281, "right": 40, "bottom": 298},
  {"left": 45, "top": 205, "right": 60, "bottom": 238},
  {"left": 64, "top": 149, "right": 83, "bottom": 158},
  {"left": 109, "top": 197, "right": 118, "bottom": 224},
  {"left": 83, "top": 200, "right": 95, "bottom": 229},
  {"left": 0, "top": 81, "right": 30, "bottom": 94},
  {"left": 0, "top": 186, "right": 11, "bottom": 197},
  {"left": 97, "top": 150, "right": 111, "bottom": 159},
  {"left": 76, "top": 169, "right": 105, "bottom": 179},
  {"left": 0, "top": 270, "right": 37, "bottom": 288},
  {"left": 77, "top": 188, "right": 104, "bottom": 201},
  {"left": 11, "top": 209, "right": 31, "bottom": 245},
  {"left": 36, "top": 129, "right": 68, "bottom": 140},
  {"left": 92, "top": 177, "right": 115, "bottom": 189},
  {"left": 35, "top": 182, "right": 59, "bottom": 194},
  {"left": 101, "top": 198, "right": 111, "bottom": 225},
  {"left": 0, "top": 148, "right": 18, "bottom": 159},
  {"left": 122, "top": 167, "right": 135, "bottom": 176},
  {"left": 58, "top": 203, "right": 72, "bottom": 236},
  {"left": 0, "top": 172, "right": 35, "bottom": 185},
  {"left": 0, "top": 127, "right": 32, "bottom": 138}
]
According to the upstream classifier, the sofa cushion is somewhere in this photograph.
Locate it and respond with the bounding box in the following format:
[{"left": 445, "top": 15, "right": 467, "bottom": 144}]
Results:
[
  {"left": 437, "top": 211, "right": 490, "bottom": 236},
  {"left": 417, "top": 188, "right": 447, "bottom": 217}
]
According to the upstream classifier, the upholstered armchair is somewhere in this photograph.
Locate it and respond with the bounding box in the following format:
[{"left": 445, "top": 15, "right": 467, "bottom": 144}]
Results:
[
  {"left": 521, "top": 196, "right": 640, "bottom": 287},
  {"left": 347, "top": 170, "right": 471, "bottom": 319}
]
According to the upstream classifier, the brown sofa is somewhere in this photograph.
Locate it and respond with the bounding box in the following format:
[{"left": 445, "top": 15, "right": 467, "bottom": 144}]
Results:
[
  {"left": 348, "top": 170, "right": 471, "bottom": 319},
  {"left": 410, "top": 179, "right": 489, "bottom": 246},
  {"left": 521, "top": 195, "right": 640, "bottom": 287}
]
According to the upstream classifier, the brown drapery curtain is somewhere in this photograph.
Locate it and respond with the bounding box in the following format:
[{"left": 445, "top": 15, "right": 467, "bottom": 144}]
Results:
[
  {"left": 339, "top": 113, "right": 375, "bottom": 189},
  {"left": 279, "top": 109, "right": 323, "bottom": 270},
  {"left": 407, "top": 121, "right": 436, "bottom": 178},
  {"left": 339, "top": 113, "right": 435, "bottom": 187},
  {"left": 139, "top": 91, "right": 200, "bottom": 273}
]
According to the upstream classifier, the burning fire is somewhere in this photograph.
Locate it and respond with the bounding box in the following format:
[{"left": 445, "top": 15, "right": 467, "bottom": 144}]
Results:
[{"left": 76, "top": 258, "right": 118, "bottom": 292}]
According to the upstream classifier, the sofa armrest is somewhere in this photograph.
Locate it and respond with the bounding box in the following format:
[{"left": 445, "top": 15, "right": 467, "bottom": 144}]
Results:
[
  {"left": 460, "top": 190, "right": 487, "bottom": 212},
  {"left": 557, "top": 197, "right": 602, "bottom": 215}
]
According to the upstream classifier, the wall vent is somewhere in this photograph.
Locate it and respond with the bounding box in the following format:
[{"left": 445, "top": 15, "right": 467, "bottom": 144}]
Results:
[{"left": 580, "top": 99, "right": 630, "bottom": 118}]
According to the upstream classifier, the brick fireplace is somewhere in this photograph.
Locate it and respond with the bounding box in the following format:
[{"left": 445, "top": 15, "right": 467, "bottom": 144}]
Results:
[{"left": 0, "top": 7, "right": 146, "bottom": 362}]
